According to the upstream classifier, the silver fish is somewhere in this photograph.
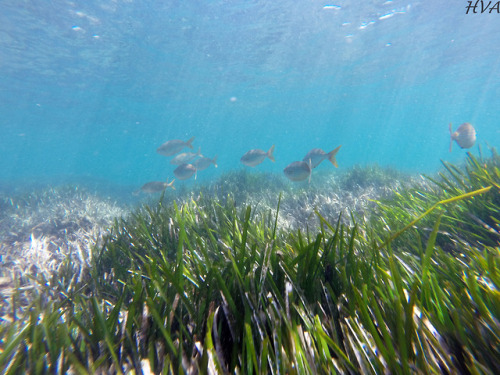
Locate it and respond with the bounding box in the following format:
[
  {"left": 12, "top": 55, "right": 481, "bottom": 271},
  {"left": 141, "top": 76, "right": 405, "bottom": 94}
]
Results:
[
  {"left": 193, "top": 155, "right": 218, "bottom": 171},
  {"left": 139, "top": 179, "right": 175, "bottom": 194},
  {"left": 449, "top": 123, "right": 476, "bottom": 152},
  {"left": 170, "top": 147, "right": 202, "bottom": 165},
  {"left": 240, "top": 145, "right": 275, "bottom": 167},
  {"left": 283, "top": 160, "right": 312, "bottom": 182},
  {"left": 302, "top": 145, "right": 342, "bottom": 168},
  {"left": 157, "top": 136, "right": 195, "bottom": 156},
  {"left": 174, "top": 163, "right": 197, "bottom": 180}
]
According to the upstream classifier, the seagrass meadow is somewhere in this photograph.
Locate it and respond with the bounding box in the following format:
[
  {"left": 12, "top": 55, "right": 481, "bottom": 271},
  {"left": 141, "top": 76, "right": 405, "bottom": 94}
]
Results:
[{"left": 0, "top": 150, "right": 499, "bottom": 374}]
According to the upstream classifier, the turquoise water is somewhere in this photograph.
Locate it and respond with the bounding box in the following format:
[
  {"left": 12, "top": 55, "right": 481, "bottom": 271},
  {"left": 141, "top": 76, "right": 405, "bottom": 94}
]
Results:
[{"left": 1, "top": 1, "right": 499, "bottom": 192}]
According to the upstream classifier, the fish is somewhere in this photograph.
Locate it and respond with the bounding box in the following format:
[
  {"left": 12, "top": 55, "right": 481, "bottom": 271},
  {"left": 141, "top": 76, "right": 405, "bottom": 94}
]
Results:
[
  {"left": 302, "top": 145, "right": 342, "bottom": 168},
  {"left": 193, "top": 155, "right": 218, "bottom": 171},
  {"left": 283, "top": 160, "right": 312, "bottom": 182},
  {"left": 157, "top": 136, "right": 195, "bottom": 156},
  {"left": 240, "top": 145, "right": 275, "bottom": 167},
  {"left": 136, "top": 179, "right": 175, "bottom": 194},
  {"left": 174, "top": 163, "right": 197, "bottom": 180},
  {"left": 449, "top": 123, "right": 476, "bottom": 152},
  {"left": 170, "top": 147, "right": 202, "bottom": 165}
]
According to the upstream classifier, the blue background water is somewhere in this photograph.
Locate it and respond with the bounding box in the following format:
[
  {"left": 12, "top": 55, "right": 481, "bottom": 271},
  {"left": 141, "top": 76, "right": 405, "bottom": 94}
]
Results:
[{"left": 1, "top": 0, "right": 499, "bottom": 193}]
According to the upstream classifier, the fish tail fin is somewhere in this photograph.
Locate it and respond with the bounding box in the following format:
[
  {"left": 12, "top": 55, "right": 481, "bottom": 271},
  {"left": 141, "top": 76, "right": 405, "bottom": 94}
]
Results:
[
  {"left": 449, "top": 123, "right": 453, "bottom": 152},
  {"left": 186, "top": 136, "right": 195, "bottom": 149},
  {"left": 268, "top": 144, "right": 276, "bottom": 162},
  {"left": 213, "top": 155, "right": 218, "bottom": 168},
  {"left": 168, "top": 178, "right": 175, "bottom": 190},
  {"left": 328, "top": 145, "right": 342, "bottom": 168}
]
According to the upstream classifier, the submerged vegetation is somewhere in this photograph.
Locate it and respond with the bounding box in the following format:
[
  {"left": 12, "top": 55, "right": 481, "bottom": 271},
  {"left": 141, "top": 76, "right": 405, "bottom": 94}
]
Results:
[{"left": 0, "top": 151, "right": 499, "bottom": 373}]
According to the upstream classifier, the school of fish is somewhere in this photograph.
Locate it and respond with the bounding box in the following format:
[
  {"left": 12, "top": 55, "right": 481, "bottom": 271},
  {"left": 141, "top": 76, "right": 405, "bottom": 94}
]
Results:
[{"left": 138, "top": 123, "right": 477, "bottom": 193}]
